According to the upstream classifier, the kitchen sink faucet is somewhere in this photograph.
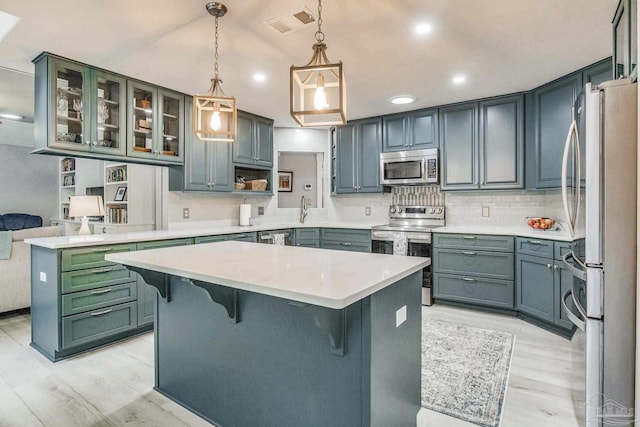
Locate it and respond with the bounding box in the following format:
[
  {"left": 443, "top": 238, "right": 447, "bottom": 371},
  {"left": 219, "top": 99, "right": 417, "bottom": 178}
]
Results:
[{"left": 300, "top": 195, "right": 308, "bottom": 223}]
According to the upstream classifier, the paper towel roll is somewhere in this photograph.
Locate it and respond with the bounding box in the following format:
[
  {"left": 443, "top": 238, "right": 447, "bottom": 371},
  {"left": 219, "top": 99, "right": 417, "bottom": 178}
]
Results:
[{"left": 239, "top": 204, "right": 251, "bottom": 226}]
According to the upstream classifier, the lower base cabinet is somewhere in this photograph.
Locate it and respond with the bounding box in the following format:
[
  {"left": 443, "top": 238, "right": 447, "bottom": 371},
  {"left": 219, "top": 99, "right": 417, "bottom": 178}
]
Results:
[
  {"left": 320, "top": 228, "right": 371, "bottom": 252},
  {"left": 294, "top": 228, "right": 320, "bottom": 248},
  {"left": 434, "top": 273, "right": 514, "bottom": 309}
]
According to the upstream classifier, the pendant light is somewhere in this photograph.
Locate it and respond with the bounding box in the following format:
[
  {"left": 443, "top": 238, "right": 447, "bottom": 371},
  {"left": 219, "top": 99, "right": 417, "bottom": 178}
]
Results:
[
  {"left": 193, "top": 2, "right": 237, "bottom": 142},
  {"left": 290, "top": 0, "right": 346, "bottom": 127}
]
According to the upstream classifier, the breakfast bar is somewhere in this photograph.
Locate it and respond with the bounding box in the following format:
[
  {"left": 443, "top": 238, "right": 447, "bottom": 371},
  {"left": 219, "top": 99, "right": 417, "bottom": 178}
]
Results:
[{"left": 106, "top": 241, "right": 429, "bottom": 427}]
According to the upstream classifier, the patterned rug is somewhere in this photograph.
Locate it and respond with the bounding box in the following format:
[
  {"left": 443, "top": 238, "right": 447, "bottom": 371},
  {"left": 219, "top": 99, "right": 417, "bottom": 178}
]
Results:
[{"left": 421, "top": 319, "right": 515, "bottom": 427}]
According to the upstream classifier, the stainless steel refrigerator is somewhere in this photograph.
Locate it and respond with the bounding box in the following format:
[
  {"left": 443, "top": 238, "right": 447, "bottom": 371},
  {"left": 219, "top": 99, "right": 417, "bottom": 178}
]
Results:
[{"left": 562, "top": 78, "right": 637, "bottom": 427}]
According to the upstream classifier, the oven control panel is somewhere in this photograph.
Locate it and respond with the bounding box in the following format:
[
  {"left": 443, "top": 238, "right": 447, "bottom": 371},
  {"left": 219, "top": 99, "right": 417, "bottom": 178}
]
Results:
[{"left": 389, "top": 205, "right": 445, "bottom": 220}]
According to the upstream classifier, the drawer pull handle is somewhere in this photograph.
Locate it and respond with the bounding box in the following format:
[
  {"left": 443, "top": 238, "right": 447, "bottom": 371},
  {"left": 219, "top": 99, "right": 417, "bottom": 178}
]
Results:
[
  {"left": 341, "top": 242, "right": 352, "bottom": 246},
  {"left": 462, "top": 251, "right": 476, "bottom": 255},
  {"left": 90, "top": 288, "right": 113, "bottom": 295},
  {"left": 92, "top": 268, "right": 113, "bottom": 274},
  {"left": 462, "top": 277, "right": 476, "bottom": 282},
  {"left": 526, "top": 240, "right": 543, "bottom": 245},
  {"left": 462, "top": 236, "right": 477, "bottom": 240},
  {"left": 92, "top": 247, "right": 113, "bottom": 253},
  {"left": 90, "top": 308, "right": 113, "bottom": 316}
]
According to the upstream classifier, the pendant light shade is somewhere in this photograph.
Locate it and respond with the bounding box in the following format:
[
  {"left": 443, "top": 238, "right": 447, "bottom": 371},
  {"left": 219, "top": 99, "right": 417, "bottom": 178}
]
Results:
[
  {"left": 193, "top": 2, "right": 237, "bottom": 142},
  {"left": 290, "top": 0, "right": 346, "bottom": 127}
]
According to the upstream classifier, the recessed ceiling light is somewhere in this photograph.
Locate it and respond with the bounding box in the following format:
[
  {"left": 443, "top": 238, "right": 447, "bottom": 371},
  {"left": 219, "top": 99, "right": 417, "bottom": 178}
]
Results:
[
  {"left": 0, "top": 11, "right": 20, "bottom": 43},
  {"left": 415, "top": 23, "right": 432, "bottom": 35},
  {"left": 0, "top": 113, "right": 22, "bottom": 120},
  {"left": 452, "top": 75, "right": 466, "bottom": 85},
  {"left": 253, "top": 73, "right": 266, "bottom": 82},
  {"left": 389, "top": 95, "right": 416, "bottom": 105}
]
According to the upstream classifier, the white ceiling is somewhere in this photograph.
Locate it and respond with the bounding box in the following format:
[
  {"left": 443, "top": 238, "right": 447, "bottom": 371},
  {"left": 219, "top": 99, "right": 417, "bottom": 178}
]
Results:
[{"left": 0, "top": 0, "right": 618, "bottom": 126}]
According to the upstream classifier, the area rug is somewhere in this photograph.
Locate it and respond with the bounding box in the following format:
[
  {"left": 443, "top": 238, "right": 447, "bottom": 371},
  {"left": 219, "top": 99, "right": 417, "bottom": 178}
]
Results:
[{"left": 421, "top": 319, "right": 515, "bottom": 427}]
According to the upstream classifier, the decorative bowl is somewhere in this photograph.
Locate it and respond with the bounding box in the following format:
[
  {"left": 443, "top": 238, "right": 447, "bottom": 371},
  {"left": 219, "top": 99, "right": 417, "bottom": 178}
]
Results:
[{"left": 526, "top": 217, "right": 556, "bottom": 230}]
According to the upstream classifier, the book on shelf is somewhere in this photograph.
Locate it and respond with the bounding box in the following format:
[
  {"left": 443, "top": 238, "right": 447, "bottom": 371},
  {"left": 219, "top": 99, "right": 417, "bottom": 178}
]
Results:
[
  {"left": 107, "top": 166, "right": 127, "bottom": 183},
  {"left": 108, "top": 206, "right": 128, "bottom": 224}
]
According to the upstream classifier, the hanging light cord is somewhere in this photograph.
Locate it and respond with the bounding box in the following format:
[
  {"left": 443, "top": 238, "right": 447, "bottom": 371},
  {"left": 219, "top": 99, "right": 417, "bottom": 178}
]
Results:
[
  {"left": 214, "top": 14, "right": 220, "bottom": 79},
  {"left": 315, "top": 0, "right": 324, "bottom": 43}
]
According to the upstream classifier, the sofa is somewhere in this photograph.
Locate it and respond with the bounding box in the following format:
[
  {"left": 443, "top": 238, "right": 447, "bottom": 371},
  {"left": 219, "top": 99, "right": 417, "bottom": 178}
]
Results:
[{"left": 0, "top": 214, "right": 61, "bottom": 314}]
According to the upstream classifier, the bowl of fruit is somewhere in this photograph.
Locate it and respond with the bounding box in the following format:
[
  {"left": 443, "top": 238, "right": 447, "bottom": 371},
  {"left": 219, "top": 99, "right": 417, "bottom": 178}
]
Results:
[{"left": 526, "top": 217, "right": 556, "bottom": 230}]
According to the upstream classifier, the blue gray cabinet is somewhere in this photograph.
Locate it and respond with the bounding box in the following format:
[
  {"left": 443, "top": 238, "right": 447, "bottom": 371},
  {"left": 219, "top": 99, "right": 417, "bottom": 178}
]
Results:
[
  {"left": 320, "top": 228, "right": 371, "bottom": 252},
  {"left": 440, "top": 95, "right": 524, "bottom": 191},
  {"left": 613, "top": 0, "right": 637, "bottom": 79},
  {"left": 135, "top": 238, "right": 193, "bottom": 326},
  {"left": 582, "top": 57, "right": 613, "bottom": 86},
  {"left": 170, "top": 97, "right": 232, "bottom": 192},
  {"left": 233, "top": 111, "right": 273, "bottom": 168},
  {"left": 335, "top": 118, "right": 382, "bottom": 194},
  {"left": 432, "top": 233, "right": 515, "bottom": 309},
  {"left": 294, "top": 228, "right": 320, "bottom": 248},
  {"left": 382, "top": 109, "right": 438, "bottom": 152},
  {"left": 226, "top": 232, "right": 258, "bottom": 242},
  {"left": 527, "top": 71, "right": 582, "bottom": 188}
]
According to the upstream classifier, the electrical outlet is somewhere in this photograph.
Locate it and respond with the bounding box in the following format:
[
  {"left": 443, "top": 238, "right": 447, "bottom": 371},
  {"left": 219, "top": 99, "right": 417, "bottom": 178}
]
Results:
[
  {"left": 482, "top": 206, "right": 490, "bottom": 217},
  {"left": 258, "top": 206, "right": 264, "bottom": 215},
  {"left": 365, "top": 207, "right": 371, "bottom": 216},
  {"left": 183, "top": 208, "right": 189, "bottom": 219}
]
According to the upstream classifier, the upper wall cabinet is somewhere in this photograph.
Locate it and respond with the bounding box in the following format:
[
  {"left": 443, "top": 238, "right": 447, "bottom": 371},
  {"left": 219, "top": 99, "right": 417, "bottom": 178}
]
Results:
[
  {"left": 33, "top": 52, "right": 185, "bottom": 166},
  {"left": 440, "top": 94, "right": 524, "bottom": 191},
  {"left": 526, "top": 72, "right": 582, "bottom": 189},
  {"left": 382, "top": 109, "right": 438, "bottom": 152},
  {"left": 613, "top": 0, "right": 637, "bottom": 80},
  {"left": 126, "top": 81, "right": 184, "bottom": 164},
  {"left": 334, "top": 118, "right": 383, "bottom": 194},
  {"left": 34, "top": 54, "right": 127, "bottom": 157},
  {"left": 582, "top": 57, "right": 613, "bottom": 86},
  {"left": 233, "top": 111, "right": 273, "bottom": 169}
]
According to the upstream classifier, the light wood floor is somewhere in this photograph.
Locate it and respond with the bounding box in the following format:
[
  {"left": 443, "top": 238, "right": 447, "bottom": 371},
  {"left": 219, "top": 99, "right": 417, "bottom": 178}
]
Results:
[{"left": 0, "top": 305, "right": 585, "bottom": 427}]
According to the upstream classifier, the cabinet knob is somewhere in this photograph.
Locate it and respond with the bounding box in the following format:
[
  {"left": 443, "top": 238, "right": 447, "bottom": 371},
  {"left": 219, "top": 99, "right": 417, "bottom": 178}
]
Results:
[
  {"left": 553, "top": 265, "right": 559, "bottom": 270},
  {"left": 85, "top": 140, "right": 91, "bottom": 145},
  {"left": 546, "top": 263, "right": 552, "bottom": 269},
  {"left": 92, "top": 141, "right": 97, "bottom": 146}
]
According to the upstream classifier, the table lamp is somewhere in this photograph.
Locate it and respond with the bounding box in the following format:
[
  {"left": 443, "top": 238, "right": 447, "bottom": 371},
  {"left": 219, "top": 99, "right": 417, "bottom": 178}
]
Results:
[{"left": 68, "top": 195, "right": 104, "bottom": 235}]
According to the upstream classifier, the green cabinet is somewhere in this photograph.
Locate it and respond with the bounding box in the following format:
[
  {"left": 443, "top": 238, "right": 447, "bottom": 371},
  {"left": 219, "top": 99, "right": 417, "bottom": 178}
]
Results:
[
  {"left": 440, "top": 94, "right": 524, "bottom": 190},
  {"left": 433, "top": 233, "right": 515, "bottom": 309},
  {"left": 34, "top": 54, "right": 128, "bottom": 157},
  {"left": 233, "top": 111, "right": 273, "bottom": 168},
  {"left": 294, "top": 228, "right": 320, "bottom": 248},
  {"left": 127, "top": 81, "right": 184, "bottom": 164},
  {"left": 320, "top": 228, "right": 371, "bottom": 252},
  {"left": 334, "top": 118, "right": 382, "bottom": 194},
  {"left": 382, "top": 109, "right": 438, "bottom": 152},
  {"left": 170, "top": 97, "right": 232, "bottom": 192},
  {"left": 226, "top": 232, "right": 257, "bottom": 242}
]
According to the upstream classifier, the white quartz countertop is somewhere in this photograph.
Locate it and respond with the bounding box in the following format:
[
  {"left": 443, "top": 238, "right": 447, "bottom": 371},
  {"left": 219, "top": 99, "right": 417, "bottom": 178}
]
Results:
[
  {"left": 105, "top": 241, "right": 429, "bottom": 309},
  {"left": 25, "top": 221, "right": 383, "bottom": 249},
  {"left": 432, "top": 225, "right": 584, "bottom": 242}
]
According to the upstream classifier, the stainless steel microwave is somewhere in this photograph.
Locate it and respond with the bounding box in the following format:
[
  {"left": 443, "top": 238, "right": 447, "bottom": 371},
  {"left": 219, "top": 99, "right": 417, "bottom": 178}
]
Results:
[{"left": 380, "top": 148, "right": 439, "bottom": 185}]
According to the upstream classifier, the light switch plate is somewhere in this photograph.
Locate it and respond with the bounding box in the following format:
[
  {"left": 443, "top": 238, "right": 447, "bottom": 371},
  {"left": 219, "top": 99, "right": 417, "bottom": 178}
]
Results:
[
  {"left": 39, "top": 272, "right": 46, "bottom": 282},
  {"left": 482, "top": 206, "right": 490, "bottom": 217},
  {"left": 396, "top": 305, "right": 407, "bottom": 327}
]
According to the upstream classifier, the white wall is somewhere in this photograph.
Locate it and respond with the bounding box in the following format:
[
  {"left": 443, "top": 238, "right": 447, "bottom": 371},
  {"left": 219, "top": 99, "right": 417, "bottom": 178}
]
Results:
[{"left": 0, "top": 121, "right": 59, "bottom": 222}]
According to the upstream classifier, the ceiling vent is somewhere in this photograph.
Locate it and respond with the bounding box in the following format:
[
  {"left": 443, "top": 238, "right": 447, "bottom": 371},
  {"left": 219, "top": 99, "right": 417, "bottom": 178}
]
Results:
[{"left": 266, "top": 6, "right": 315, "bottom": 35}]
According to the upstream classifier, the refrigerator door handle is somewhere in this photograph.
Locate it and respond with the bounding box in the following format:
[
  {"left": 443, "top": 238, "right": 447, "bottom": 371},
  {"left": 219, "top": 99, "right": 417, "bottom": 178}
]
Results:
[
  {"left": 561, "top": 120, "right": 580, "bottom": 236},
  {"left": 562, "top": 289, "right": 585, "bottom": 331},
  {"left": 562, "top": 251, "right": 587, "bottom": 281}
]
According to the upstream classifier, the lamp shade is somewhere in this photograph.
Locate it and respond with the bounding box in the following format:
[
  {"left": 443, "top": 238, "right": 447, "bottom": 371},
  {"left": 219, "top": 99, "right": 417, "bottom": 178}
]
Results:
[{"left": 68, "top": 195, "right": 104, "bottom": 218}]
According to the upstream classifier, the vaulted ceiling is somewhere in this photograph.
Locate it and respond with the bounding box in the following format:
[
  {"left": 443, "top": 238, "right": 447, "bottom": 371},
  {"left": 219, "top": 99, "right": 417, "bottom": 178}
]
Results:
[{"left": 0, "top": 0, "right": 618, "bottom": 126}]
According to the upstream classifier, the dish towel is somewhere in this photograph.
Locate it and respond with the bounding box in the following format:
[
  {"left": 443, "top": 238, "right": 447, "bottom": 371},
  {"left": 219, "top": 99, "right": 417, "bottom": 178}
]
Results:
[
  {"left": 0, "top": 231, "right": 12, "bottom": 260},
  {"left": 393, "top": 232, "right": 408, "bottom": 256},
  {"left": 272, "top": 233, "right": 285, "bottom": 246}
]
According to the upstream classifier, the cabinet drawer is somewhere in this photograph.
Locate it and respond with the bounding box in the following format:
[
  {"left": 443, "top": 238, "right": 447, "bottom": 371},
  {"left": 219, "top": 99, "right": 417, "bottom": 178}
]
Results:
[
  {"left": 321, "top": 228, "right": 371, "bottom": 245},
  {"left": 61, "top": 243, "right": 138, "bottom": 272},
  {"left": 226, "top": 233, "right": 257, "bottom": 242},
  {"left": 296, "top": 228, "right": 320, "bottom": 241},
  {"left": 296, "top": 242, "right": 320, "bottom": 248},
  {"left": 554, "top": 240, "right": 583, "bottom": 261},
  {"left": 433, "top": 234, "right": 514, "bottom": 252},
  {"left": 433, "top": 248, "right": 514, "bottom": 280},
  {"left": 62, "top": 282, "right": 137, "bottom": 316},
  {"left": 62, "top": 301, "right": 137, "bottom": 349},
  {"left": 434, "top": 273, "right": 514, "bottom": 309},
  {"left": 194, "top": 235, "right": 227, "bottom": 244},
  {"left": 321, "top": 241, "right": 371, "bottom": 253},
  {"left": 62, "top": 265, "right": 134, "bottom": 294},
  {"left": 515, "top": 237, "right": 554, "bottom": 258},
  {"left": 136, "top": 238, "right": 193, "bottom": 250}
]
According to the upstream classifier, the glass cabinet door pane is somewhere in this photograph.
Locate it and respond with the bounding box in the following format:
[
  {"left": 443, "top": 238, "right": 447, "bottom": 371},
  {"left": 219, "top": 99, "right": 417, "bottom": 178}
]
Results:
[
  {"left": 161, "top": 94, "right": 183, "bottom": 156},
  {"left": 94, "top": 72, "right": 126, "bottom": 155},
  {"left": 131, "top": 86, "right": 154, "bottom": 154},
  {"left": 55, "top": 63, "right": 87, "bottom": 148}
]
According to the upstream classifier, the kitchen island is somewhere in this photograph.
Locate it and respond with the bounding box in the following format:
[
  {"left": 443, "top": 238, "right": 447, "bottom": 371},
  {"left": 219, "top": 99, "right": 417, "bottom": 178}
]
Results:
[{"left": 106, "top": 241, "right": 429, "bottom": 427}]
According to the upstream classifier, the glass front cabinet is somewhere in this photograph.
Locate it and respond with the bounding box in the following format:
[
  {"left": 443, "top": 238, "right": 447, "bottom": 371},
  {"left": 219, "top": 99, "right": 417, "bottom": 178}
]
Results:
[
  {"left": 36, "top": 56, "right": 127, "bottom": 156},
  {"left": 127, "top": 81, "right": 184, "bottom": 164}
]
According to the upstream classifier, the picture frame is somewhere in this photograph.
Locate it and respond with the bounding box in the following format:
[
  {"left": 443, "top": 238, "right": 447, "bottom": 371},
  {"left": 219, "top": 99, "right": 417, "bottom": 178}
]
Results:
[
  {"left": 114, "top": 186, "right": 127, "bottom": 202},
  {"left": 277, "top": 171, "right": 293, "bottom": 192}
]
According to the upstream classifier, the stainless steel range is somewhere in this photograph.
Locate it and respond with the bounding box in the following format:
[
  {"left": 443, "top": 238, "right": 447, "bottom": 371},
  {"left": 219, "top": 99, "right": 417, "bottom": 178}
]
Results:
[{"left": 371, "top": 204, "right": 445, "bottom": 306}]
